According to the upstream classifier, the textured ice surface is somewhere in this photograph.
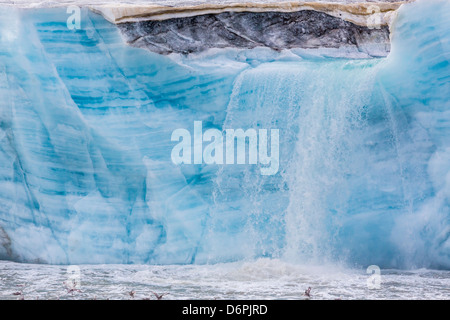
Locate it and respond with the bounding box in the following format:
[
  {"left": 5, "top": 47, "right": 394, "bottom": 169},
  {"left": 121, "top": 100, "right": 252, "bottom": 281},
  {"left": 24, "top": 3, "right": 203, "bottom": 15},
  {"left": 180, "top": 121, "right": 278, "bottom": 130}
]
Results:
[{"left": 0, "top": 0, "right": 448, "bottom": 268}]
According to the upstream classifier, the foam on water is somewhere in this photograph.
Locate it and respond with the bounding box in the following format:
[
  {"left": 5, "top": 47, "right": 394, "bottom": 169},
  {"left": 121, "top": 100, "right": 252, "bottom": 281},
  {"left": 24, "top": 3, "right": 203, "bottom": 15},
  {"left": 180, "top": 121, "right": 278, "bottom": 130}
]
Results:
[{"left": 0, "top": 0, "right": 448, "bottom": 270}]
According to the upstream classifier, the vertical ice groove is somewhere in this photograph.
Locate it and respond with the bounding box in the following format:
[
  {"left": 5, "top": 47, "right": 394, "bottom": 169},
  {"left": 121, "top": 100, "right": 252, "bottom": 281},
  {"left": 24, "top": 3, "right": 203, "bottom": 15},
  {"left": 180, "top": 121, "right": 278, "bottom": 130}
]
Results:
[{"left": 0, "top": 8, "right": 71, "bottom": 263}]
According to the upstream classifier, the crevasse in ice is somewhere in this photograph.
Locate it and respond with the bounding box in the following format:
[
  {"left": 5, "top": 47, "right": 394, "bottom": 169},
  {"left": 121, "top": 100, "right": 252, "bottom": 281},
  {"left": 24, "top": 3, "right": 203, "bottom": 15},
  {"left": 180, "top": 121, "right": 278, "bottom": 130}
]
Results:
[{"left": 0, "top": 0, "right": 448, "bottom": 269}]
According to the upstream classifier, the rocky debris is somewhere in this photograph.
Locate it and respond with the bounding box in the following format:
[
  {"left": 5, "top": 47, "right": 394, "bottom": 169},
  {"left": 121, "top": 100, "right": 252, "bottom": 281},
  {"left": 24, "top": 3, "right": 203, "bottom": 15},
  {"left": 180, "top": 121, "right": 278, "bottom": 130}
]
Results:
[{"left": 118, "top": 10, "right": 390, "bottom": 56}]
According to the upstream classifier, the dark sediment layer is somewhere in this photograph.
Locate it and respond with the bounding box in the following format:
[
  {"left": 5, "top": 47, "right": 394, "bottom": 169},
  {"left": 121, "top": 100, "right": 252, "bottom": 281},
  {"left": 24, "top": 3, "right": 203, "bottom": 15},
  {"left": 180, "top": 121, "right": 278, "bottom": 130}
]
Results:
[{"left": 118, "top": 10, "right": 391, "bottom": 56}]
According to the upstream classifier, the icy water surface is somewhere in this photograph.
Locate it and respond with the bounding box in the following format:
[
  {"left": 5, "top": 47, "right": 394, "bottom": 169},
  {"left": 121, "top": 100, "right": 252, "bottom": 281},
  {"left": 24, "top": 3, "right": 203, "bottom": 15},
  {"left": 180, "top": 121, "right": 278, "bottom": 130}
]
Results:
[{"left": 0, "top": 259, "right": 448, "bottom": 300}]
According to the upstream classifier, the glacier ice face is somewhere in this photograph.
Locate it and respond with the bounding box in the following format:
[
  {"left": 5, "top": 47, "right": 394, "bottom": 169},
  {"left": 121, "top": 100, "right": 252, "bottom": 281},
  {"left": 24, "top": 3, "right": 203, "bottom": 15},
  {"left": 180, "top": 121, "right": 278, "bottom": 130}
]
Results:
[
  {"left": 0, "top": 7, "right": 237, "bottom": 264},
  {"left": 0, "top": 0, "right": 449, "bottom": 269}
]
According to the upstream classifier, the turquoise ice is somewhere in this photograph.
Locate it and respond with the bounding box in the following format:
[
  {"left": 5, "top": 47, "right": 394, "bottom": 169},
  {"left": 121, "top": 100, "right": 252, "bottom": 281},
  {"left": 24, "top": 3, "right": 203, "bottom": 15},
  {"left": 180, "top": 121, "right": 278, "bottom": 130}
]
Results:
[{"left": 0, "top": 0, "right": 448, "bottom": 268}]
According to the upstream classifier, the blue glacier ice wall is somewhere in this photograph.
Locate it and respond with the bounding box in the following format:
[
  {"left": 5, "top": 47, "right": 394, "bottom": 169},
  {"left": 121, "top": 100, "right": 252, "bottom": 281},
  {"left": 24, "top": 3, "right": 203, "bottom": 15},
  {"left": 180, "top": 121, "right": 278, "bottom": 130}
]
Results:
[{"left": 0, "top": 0, "right": 448, "bottom": 268}]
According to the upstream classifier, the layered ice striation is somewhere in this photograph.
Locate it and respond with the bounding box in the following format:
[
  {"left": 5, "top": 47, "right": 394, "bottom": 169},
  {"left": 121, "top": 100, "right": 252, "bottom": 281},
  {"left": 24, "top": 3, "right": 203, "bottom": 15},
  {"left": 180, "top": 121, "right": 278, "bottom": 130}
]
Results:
[
  {"left": 0, "top": 0, "right": 449, "bottom": 268},
  {"left": 118, "top": 10, "right": 390, "bottom": 56}
]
